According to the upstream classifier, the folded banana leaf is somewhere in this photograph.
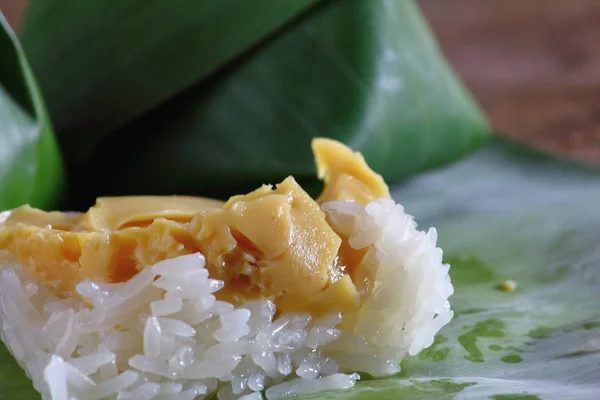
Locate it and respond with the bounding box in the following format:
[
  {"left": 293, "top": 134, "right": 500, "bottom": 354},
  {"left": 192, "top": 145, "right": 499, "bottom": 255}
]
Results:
[
  {"left": 1, "top": 138, "right": 599, "bottom": 399},
  {"left": 0, "top": 13, "right": 64, "bottom": 211},
  {"left": 19, "top": 0, "right": 319, "bottom": 165},
  {"left": 20, "top": 0, "right": 490, "bottom": 204}
]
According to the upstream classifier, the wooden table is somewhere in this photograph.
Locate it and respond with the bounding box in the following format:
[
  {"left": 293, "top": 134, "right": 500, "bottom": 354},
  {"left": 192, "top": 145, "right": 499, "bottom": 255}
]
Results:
[{"left": 419, "top": 0, "right": 600, "bottom": 164}]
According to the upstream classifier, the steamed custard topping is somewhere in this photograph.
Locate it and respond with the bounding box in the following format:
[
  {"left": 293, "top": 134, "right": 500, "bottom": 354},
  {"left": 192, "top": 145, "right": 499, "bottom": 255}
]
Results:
[
  {"left": 313, "top": 137, "right": 390, "bottom": 205},
  {"left": 0, "top": 138, "right": 390, "bottom": 315}
]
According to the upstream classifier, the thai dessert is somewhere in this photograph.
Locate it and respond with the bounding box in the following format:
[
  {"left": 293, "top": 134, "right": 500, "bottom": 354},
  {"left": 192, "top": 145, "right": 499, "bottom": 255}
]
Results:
[{"left": 0, "top": 138, "right": 454, "bottom": 400}]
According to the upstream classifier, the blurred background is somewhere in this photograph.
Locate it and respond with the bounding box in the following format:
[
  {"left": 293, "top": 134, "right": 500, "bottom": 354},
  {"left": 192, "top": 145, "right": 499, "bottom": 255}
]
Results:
[{"left": 2, "top": 0, "right": 600, "bottom": 165}]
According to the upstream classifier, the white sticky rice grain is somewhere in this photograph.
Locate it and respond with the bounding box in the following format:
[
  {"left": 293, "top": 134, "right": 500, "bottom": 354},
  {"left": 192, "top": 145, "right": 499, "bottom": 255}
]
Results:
[
  {"left": 151, "top": 298, "right": 183, "bottom": 317},
  {"left": 239, "top": 392, "right": 264, "bottom": 400},
  {"left": 265, "top": 373, "right": 360, "bottom": 400},
  {"left": 69, "top": 353, "right": 115, "bottom": 375},
  {"left": 0, "top": 197, "right": 453, "bottom": 399}
]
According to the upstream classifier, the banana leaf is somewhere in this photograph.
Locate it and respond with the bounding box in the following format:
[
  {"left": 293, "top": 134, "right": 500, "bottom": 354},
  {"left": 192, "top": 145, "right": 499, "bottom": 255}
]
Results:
[
  {"left": 0, "top": 13, "right": 64, "bottom": 211},
  {"left": 20, "top": 0, "right": 491, "bottom": 204},
  {"left": 1, "top": 137, "right": 599, "bottom": 398},
  {"left": 19, "top": 0, "right": 318, "bottom": 164}
]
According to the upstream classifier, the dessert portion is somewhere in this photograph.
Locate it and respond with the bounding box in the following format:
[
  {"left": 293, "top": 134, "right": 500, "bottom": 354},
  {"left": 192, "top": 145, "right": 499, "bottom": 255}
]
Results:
[{"left": 0, "top": 138, "right": 453, "bottom": 400}]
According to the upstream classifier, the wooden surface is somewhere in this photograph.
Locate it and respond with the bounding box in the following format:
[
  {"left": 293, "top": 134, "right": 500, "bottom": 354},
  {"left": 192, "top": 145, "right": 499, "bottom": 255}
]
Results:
[
  {"left": 3, "top": 0, "right": 600, "bottom": 164},
  {"left": 0, "top": 0, "right": 25, "bottom": 31},
  {"left": 419, "top": 0, "right": 600, "bottom": 164}
]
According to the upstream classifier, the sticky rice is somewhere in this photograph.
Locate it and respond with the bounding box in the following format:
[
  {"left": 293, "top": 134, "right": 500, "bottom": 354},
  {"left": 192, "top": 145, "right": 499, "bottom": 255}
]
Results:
[{"left": 0, "top": 198, "right": 453, "bottom": 400}]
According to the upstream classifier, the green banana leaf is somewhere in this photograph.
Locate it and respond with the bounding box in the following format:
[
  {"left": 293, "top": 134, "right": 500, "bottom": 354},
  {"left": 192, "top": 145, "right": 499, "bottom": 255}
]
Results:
[
  {"left": 0, "top": 13, "right": 64, "bottom": 211},
  {"left": 20, "top": 0, "right": 490, "bottom": 205},
  {"left": 343, "top": 139, "right": 600, "bottom": 399},
  {"left": 1, "top": 138, "right": 599, "bottom": 398},
  {"left": 19, "top": 0, "right": 318, "bottom": 165}
]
